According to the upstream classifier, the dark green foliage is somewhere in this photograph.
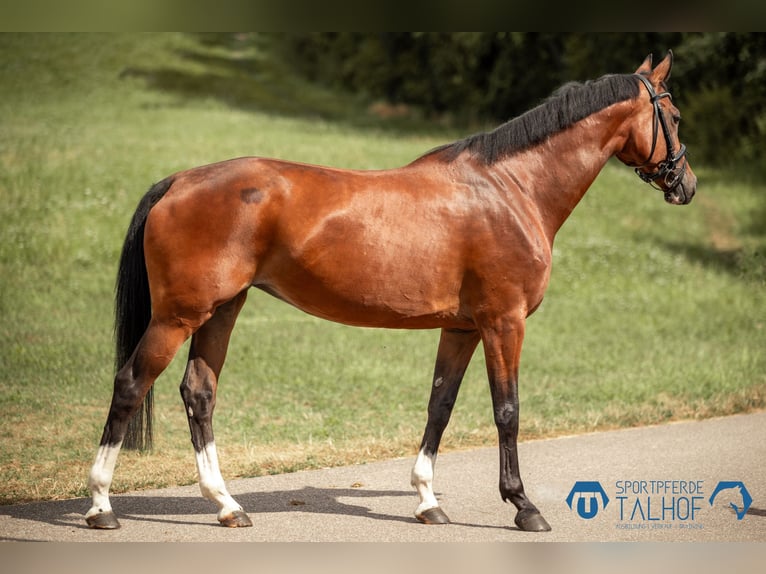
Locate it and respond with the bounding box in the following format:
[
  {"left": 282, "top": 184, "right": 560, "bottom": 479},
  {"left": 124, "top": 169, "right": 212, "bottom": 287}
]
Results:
[
  {"left": 674, "top": 33, "right": 766, "bottom": 165},
  {"left": 277, "top": 32, "right": 765, "bottom": 166}
]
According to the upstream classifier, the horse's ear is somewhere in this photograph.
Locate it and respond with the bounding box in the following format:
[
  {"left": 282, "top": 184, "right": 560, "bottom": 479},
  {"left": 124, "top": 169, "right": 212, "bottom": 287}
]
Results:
[
  {"left": 650, "top": 50, "right": 674, "bottom": 83},
  {"left": 635, "top": 53, "right": 653, "bottom": 75}
]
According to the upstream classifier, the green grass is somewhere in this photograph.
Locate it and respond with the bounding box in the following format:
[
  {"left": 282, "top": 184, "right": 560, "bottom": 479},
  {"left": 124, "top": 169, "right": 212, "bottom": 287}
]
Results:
[{"left": 1, "top": 33, "right": 764, "bottom": 505}]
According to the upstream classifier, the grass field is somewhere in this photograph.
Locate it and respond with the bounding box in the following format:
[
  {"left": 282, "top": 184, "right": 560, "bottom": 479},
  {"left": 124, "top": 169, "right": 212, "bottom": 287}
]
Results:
[{"left": 1, "top": 33, "right": 764, "bottom": 505}]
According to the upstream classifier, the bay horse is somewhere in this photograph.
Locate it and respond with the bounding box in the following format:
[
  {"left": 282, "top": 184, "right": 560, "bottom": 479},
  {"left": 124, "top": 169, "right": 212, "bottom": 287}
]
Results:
[{"left": 86, "top": 51, "right": 695, "bottom": 532}]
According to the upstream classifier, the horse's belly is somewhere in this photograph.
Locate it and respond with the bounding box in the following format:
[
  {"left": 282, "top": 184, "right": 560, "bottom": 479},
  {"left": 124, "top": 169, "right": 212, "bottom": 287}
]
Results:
[
  {"left": 256, "top": 259, "right": 469, "bottom": 329},
  {"left": 255, "top": 234, "right": 470, "bottom": 329},
  {"left": 251, "top": 170, "right": 479, "bottom": 329}
]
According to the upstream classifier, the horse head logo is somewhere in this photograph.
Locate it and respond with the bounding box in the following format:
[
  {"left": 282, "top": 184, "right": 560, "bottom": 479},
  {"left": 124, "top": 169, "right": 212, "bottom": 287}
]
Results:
[
  {"left": 566, "top": 481, "right": 610, "bottom": 519},
  {"left": 709, "top": 481, "right": 752, "bottom": 520}
]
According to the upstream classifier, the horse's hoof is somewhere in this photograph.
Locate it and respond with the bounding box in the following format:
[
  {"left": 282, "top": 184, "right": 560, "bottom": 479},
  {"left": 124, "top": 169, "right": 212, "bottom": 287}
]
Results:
[
  {"left": 219, "top": 509, "right": 253, "bottom": 528},
  {"left": 514, "top": 508, "right": 551, "bottom": 532},
  {"left": 86, "top": 511, "right": 121, "bottom": 529},
  {"left": 416, "top": 506, "right": 451, "bottom": 524}
]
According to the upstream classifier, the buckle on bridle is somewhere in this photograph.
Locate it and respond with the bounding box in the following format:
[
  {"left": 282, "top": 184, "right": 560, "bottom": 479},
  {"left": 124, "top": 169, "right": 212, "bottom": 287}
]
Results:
[{"left": 636, "top": 143, "right": 687, "bottom": 190}]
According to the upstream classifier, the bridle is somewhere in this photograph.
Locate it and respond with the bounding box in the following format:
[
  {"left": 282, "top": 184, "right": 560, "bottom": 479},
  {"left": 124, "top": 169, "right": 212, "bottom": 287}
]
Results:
[{"left": 632, "top": 73, "right": 687, "bottom": 192}]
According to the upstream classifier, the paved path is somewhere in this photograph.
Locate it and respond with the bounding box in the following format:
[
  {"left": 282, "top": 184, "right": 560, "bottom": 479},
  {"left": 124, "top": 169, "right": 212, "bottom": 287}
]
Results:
[{"left": 1, "top": 412, "right": 764, "bottom": 542}]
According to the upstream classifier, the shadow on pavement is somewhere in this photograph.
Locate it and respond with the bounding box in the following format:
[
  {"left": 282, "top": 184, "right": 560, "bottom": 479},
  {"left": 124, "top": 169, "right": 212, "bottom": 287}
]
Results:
[{"left": 1, "top": 486, "right": 416, "bottom": 530}]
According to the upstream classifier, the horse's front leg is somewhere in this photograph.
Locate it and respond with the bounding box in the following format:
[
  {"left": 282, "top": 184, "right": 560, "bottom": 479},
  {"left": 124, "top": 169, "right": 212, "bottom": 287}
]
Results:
[
  {"left": 479, "top": 314, "right": 551, "bottom": 532},
  {"left": 412, "top": 328, "right": 480, "bottom": 524},
  {"left": 180, "top": 292, "right": 252, "bottom": 528}
]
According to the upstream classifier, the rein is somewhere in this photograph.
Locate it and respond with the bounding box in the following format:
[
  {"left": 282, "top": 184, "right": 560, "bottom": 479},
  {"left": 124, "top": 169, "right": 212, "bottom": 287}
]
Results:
[{"left": 633, "top": 73, "right": 687, "bottom": 191}]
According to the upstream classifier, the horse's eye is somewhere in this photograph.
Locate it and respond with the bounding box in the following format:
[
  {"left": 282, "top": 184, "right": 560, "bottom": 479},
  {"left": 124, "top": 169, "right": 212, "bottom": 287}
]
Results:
[{"left": 672, "top": 114, "right": 681, "bottom": 125}]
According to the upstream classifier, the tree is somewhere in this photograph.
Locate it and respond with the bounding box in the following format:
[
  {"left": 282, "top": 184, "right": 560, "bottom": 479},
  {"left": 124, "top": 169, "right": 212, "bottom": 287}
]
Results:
[{"left": 276, "top": 32, "right": 765, "bottom": 165}]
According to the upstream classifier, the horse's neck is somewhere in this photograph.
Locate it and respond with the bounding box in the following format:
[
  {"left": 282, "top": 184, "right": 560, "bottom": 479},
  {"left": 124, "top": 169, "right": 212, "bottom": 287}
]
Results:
[{"left": 496, "top": 101, "right": 633, "bottom": 243}]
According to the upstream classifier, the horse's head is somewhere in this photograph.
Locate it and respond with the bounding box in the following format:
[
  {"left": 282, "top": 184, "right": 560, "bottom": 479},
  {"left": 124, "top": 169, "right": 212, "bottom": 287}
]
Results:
[{"left": 617, "top": 51, "right": 697, "bottom": 205}]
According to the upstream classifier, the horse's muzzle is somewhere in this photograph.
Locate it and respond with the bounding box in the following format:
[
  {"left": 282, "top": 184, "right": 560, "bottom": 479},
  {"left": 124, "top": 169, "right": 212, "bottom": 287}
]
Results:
[{"left": 664, "top": 171, "right": 696, "bottom": 205}]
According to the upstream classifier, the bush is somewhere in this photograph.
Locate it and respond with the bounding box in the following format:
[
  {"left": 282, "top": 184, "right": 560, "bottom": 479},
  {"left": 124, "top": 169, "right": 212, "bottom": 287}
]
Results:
[{"left": 276, "top": 33, "right": 765, "bottom": 166}]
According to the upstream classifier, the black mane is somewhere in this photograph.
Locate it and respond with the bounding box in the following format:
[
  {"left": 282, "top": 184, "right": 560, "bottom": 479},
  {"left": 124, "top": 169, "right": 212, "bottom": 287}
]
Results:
[{"left": 426, "top": 74, "right": 640, "bottom": 164}]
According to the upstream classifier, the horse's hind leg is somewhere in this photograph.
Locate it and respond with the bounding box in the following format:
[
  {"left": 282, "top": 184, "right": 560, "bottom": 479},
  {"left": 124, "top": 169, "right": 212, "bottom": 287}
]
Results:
[
  {"left": 179, "top": 291, "right": 252, "bottom": 527},
  {"left": 411, "top": 328, "right": 480, "bottom": 524},
  {"left": 86, "top": 319, "right": 195, "bottom": 529}
]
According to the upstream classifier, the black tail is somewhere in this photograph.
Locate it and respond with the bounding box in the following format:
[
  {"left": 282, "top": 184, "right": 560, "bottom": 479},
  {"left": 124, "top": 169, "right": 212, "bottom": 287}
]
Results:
[{"left": 117, "top": 177, "right": 175, "bottom": 451}]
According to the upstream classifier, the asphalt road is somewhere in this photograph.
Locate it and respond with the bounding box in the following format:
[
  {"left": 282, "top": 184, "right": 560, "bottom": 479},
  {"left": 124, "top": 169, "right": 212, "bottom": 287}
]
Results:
[{"left": 1, "top": 412, "right": 764, "bottom": 542}]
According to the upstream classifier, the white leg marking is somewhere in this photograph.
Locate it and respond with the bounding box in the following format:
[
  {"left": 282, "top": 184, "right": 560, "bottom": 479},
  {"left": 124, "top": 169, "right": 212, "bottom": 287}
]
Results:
[
  {"left": 85, "top": 442, "right": 122, "bottom": 520},
  {"left": 195, "top": 442, "right": 243, "bottom": 521},
  {"left": 411, "top": 448, "right": 440, "bottom": 517}
]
